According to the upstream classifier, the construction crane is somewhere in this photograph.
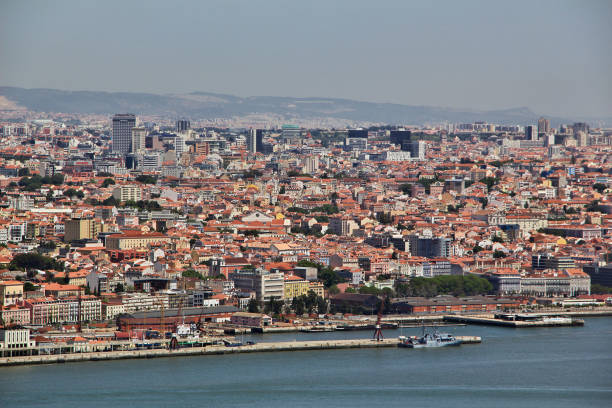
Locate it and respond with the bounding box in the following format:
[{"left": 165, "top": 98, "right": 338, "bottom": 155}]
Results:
[{"left": 373, "top": 296, "right": 385, "bottom": 341}]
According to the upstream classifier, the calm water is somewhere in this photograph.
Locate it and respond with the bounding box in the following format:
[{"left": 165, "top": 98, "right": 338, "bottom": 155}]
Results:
[{"left": 1, "top": 318, "right": 611, "bottom": 408}]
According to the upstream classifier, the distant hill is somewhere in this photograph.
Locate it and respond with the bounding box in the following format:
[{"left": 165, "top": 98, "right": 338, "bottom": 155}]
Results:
[{"left": 1, "top": 86, "right": 605, "bottom": 126}]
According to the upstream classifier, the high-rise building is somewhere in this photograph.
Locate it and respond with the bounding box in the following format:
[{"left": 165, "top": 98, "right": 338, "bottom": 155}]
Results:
[
  {"left": 537, "top": 117, "right": 550, "bottom": 136},
  {"left": 112, "top": 114, "right": 136, "bottom": 155},
  {"left": 131, "top": 127, "right": 147, "bottom": 154},
  {"left": 525, "top": 125, "right": 537, "bottom": 141},
  {"left": 390, "top": 129, "right": 412, "bottom": 146},
  {"left": 572, "top": 122, "right": 589, "bottom": 134},
  {"left": 303, "top": 155, "right": 319, "bottom": 175},
  {"left": 255, "top": 129, "right": 264, "bottom": 153},
  {"left": 246, "top": 129, "right": 257, "bottom": 153},
  {"left": 404, "top": 140, "right": 426, "bottom": 160},
  {"left": 176, "top": 119, "right": 190, "bottom": 132},
  {"left": 173, "top": 134, "right": 185, "bottom": 157},
  {"left": 348, "top": 129, "right": 368, "bottom": 138},
  {"left": 64, "top": 217, "right": 102, "bottom": 242}
]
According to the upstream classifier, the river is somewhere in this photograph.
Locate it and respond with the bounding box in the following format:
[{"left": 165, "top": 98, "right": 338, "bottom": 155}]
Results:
[{"left": 1, "top": 317, "right": 610, "bottom": 407}]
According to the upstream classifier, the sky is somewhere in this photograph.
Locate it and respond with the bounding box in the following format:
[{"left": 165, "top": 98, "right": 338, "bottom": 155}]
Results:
[{"left": 1, "top": 0, "right": 611, "bottom": 117}]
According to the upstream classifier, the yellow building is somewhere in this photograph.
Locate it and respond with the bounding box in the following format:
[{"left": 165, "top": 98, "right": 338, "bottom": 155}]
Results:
[
  {"left": 105, "top": 232, "right": 171, "bottom": 250},
  {"left": 64, "top": 217, "right": 102, "bottom": 242},
  {"left": 0, "top": 281, "right": 24, "bottom": 307},
  {"left": 308, "top": 281, "right": 325, "bottom": 298},
  {"left": 284, "top": 275, "right": 312, "bottom": 299}
]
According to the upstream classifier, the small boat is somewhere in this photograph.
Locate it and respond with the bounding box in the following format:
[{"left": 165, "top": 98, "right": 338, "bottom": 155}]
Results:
[{"left": 398, "top": 326, "right": 462, "bottom": 348}]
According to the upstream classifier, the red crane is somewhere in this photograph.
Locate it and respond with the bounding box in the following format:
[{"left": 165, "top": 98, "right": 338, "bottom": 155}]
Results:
[{"left": 373, "top": 296, "right": 385, "bottom": 341}]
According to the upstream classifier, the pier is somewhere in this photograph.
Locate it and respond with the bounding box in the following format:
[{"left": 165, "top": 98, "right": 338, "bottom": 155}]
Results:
[{"left": 0, "top": 336, "right": 481, "bottom": 367}]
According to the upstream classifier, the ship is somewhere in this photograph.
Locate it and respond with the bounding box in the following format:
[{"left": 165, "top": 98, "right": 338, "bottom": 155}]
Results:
[{"left": 398, "top": 327, "right": 462, "bottom": 348}]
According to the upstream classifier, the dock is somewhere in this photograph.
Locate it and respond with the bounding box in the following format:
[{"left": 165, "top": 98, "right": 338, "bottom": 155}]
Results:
[{"left": 0, "top": 336, "right": 481, "bottom": 367}]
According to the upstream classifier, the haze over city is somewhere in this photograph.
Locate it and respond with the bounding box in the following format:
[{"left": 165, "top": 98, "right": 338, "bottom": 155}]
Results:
[{"left": 1, "top": 0, "right": 611, "bottom": 117}]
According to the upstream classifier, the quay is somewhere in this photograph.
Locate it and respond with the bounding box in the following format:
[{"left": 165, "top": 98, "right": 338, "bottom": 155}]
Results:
[{"left": 0, "top": 336, "right": 481, "bottom": 367}]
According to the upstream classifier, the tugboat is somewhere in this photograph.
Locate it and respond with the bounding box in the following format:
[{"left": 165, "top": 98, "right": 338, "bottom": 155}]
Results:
[{"left": 398, "top": 326, "right": 462, "bottom": 348}]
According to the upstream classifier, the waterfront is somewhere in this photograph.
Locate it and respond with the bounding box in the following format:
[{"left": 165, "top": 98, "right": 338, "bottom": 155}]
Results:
[{"left": 1, "top": 318, "right": 610, "bottom": 408}]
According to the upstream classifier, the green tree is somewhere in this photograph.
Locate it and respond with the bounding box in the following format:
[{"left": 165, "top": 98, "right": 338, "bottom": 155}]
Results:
[
  {"left": 247, "top": 298, "right": 260, "bottom": 313},
  {"left": 135, "top": 175, "right": 157, "bottom": 184},
  {"left": 114, "top": 283, "right": 125, "bottom": 293},
  {"left": 493, "top": 250, "right": 507, "bottom": 259},
  {"left": 9, "top": 253, "right": 64, "bottom": 271},
  {"left": 102, "top": 178, "right": 116, "bottom": 188},
  {"left": 18, "top": 168, "right": 30, "bottom": 177},
  {"left": 593, "top": 183, "right": 606, "bottom": 194},
  {"left": 182, "top": 269, "right": 204, "bottom": 280}
]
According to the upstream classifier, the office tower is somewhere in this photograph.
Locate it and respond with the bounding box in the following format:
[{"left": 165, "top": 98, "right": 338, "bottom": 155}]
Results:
[
  {"left": 390, "top": 129, "right": 412, "bottom": 146},
  {"left": 537, "top": 117, "right": 550, "bottom": 135},
  {"left": 173, "top": 134, "right": 185, "bottom": 157},
  {"left": 348, "top": 129, "right": 368, "bottom": 138},
  {"left": 246, "top": 128, "right": 257, "bottom": 153},
  {"left": 255, "top": 129, "right": 264, "bottom": 153},
  {"left": 572, "top": 122, "right": 589, "bottom": 134},
  {"left": 525, "top": 125, "right": 536, "bottom": 141},
  {"left": 303, "top": 156, "right": 319, "bottom": 175},
  {"left": 402, "top": 140, "right": 426, "bottom": 160},
  {"left": 176, "top": 119, "right": 190, "bottom": 132},
  {"left": 112, "top": 114, "right": 136, "bottom": 155},
  {"left": 131, "top": 127, "right": 146, "bottom": 154}
]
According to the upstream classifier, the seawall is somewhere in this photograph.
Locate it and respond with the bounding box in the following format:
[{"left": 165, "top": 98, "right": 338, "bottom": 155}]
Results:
[{"left": 0, "top": 336, "right": 481, "bottom": 367}]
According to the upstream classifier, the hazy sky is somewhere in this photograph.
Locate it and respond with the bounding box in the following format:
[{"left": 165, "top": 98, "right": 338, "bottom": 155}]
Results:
[{"left": 1, "top": 0, "right": 611, "bottom": 117}]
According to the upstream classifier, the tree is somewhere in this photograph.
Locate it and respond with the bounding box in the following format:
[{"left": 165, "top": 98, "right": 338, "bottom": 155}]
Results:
[
  {"left": 102, "top": 178, "right": 115, "bottom": 188},
  {"left": 114, "top": 283, "right": 125, "bottom": 293},
  {"left": 328, "top": 285, "right": 340, "bottom": 295},
  {"left": 23, "top": 282, "right": 37, "bottom": 292},
  {"left": 491, "top": 235, "right": 504, "bottom": 243},
  {"left": 18, "top": 168, "right": 30, "bottom": 177},
  {"left": 247, "top": 298, "right": 260, "bottom": 313},
  {"left": 593, "top": 183, "right": 606, "bottom": 194},
  {"left": 473, "top": 245, "right": 484, "bottom": 254},
  {"left": 9, "top": 253, "right": 64, "bottom": 271},
  {"left": 493, "top": 250, "right": 507, "bottom": 259},
  {"left": 265, "top": 297, "right": 283, "bottom": 315},
  {"left": 182, "top": 269, "right": 204, "bottom": 280},
  {"left": 291, "top": 296, "right": 305, "bottom": 315},
  {"left": 135, "top": 174, "right": 157, "bottom": 184}
]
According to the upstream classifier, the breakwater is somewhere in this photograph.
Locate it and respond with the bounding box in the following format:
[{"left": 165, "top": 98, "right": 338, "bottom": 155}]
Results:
[{"left": 0, "top": 336, "right": 481, "bottom": 367}]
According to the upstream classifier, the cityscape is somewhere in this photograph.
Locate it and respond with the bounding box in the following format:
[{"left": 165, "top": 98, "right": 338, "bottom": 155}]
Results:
[{"left": 1, "top": 1, "right": 611, "bottom": 407}]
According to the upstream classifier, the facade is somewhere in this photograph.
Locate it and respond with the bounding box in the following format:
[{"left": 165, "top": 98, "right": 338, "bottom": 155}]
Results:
[
  {"left": 25, "top": 296, "right": 102, "bottom": 325},
  {"left": 392, "top": 296, "right": 520, "bottom": 314},
  {"left": 407, "top": 235, "right": 452, "bottom": 258},
  {"left": 230, "top": 312, "right": 272, "bottom": 327},
  {"left": 105, "top": 232, "right": 171, "bottom": 250},
  {"left": 230, "top": 270, "right": 285, "bottom": 301},
  {"left": 112, "top": 185, "right": 142, "bottom": 202},
  {"left": 112, "top": 113, "right": 136, "bottom": 155},
  {"left": 0, "top": 327, "right": 34, "bottom": 350},
  {"left": 131, "top": 127, "right": 147, "bottom": 154},
  {"left": 0, "top": 305, "right": 31, "bottom": 325},
  {"left": 64, "top": 217, "right": 101, "bottom": 242},
  {"left": 284, "top": 275, "right": 310, "bottom": 299},
  {"left": 0, "top": 281, "right": 24, "bottom": 307}
]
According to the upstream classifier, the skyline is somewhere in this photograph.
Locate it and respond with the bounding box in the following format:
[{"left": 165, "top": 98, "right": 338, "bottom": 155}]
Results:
[{"left": 1, "top": 0, "right": 611, "bottom": 118}]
